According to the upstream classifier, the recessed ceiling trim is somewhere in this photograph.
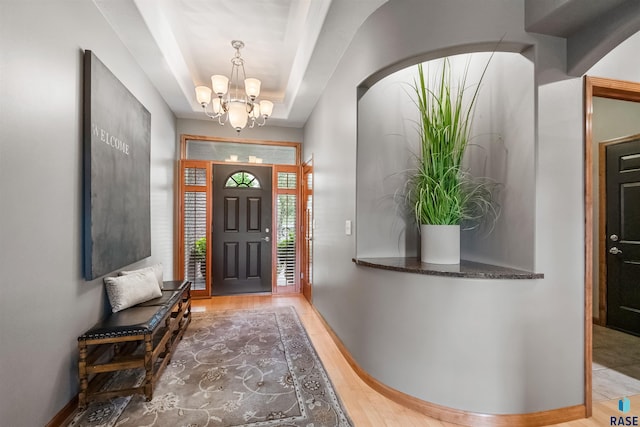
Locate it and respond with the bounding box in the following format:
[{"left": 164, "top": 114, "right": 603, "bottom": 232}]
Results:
[
  {"left": 94, "top": 0, "right": 388, "bottom": 127},
  {"left": 133, "top": 0, "right": 198, "bottom": 109}
]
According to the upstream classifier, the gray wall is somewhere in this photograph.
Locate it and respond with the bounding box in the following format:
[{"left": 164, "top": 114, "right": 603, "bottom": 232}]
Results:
[
  {"left": 304, "top": 0, "right": 587, "bottom": 414},
  {"left": 590, "top": 95, "right": 640, "bottom": 319},
  {"left": 0, "top": 1, "right": 177, "bottom": 425},
  {"left": 177, "top": 118, "right": 304, "bottom": 143},
  {"left": 356, "top": 52, "right": 536, "bottom": 270}
]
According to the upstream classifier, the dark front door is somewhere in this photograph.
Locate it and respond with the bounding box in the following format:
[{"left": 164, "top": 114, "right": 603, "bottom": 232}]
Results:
[
  {"left": 606, "top": 136, "right": 640, "bottom": 336},
  {"left": 212, "top": 164, "right": 272, "bottom": 296}
]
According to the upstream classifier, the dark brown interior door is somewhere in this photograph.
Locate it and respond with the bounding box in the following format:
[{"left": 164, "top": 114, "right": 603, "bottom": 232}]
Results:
[
  {"left": 606, "top": 136, "right": 640, "bottom": 336},
  {"left": 212, "top": 164, "right": 272, "bottom": 296}
]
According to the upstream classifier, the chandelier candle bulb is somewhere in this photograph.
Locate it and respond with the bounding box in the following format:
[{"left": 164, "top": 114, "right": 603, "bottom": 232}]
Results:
[
  {"left": 259, "top": 100, "right": 274, "bottom": 117},
  {"left": 195, "top": 86, "right": 212, "bottom": 105},
  {"left": 211, "top": 75, "right": 229, "bottom": 96},
  {"left": 244, "top": 78, "right": 261, "bottom": 99},
  {"left": 212, "top": 97, "right": 223, "bottom": 114},
  {"left": 228, "top": 101, "right": 249, "bottom": 131}
]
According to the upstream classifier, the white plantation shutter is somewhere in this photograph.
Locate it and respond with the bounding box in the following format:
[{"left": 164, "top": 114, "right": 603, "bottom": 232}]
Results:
[
  {"left": 276, "top": 171, "right": 297, "bottom": 287},
  {"left": 183, "top": 167, "right": 207, "bottom": 291}
]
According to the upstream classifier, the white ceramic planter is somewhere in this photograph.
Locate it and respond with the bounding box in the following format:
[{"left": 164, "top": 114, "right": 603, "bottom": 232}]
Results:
[{"left": 420, "top": 224, "right": 460, "bottom": 264}]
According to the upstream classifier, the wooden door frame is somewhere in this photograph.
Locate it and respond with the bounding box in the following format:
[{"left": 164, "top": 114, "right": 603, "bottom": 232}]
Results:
[
  {"left": 584, "top": 75, "right": 640, "bottom": 416},
  {"left": 301, "top": 157, "right": 314, "bottom": 302},
  {"left": 179, "top": 134, "right": 301, "bottom": 164},
  {"left": 175, "top": 134, "right": 303, "bottom": 297},
  {"left": 272, "top": 163, "right": 303, "bottom": 294},
  {"left": 174, "top": 159, "right": 213, "bottom": 298}
]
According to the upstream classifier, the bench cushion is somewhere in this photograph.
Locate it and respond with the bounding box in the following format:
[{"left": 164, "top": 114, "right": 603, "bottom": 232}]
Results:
[
  {"left": 136, "top": 290, "right": 179, "bottom": 307},
  {"left": 79, "top": 280, "right": 189, "bottom": 341},
  {"left": 161, "top": 280, "right": 190, "bottom": 291},
  {"left": 78, "top": 305, "right": 170, "bottom": 340}
]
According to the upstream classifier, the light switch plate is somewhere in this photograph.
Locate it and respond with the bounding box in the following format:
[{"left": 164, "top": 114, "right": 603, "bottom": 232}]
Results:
[{"left": 345, "top": 220, "right": 352, "bottom": 235}]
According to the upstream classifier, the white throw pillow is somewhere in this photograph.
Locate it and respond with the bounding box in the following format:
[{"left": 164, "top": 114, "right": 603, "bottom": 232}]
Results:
[
  {"left": 119, "top": 263, "right": 163, "bottom": 290},
  {"left": 104, "top": 270, "right": 163, "bottom": 313}
]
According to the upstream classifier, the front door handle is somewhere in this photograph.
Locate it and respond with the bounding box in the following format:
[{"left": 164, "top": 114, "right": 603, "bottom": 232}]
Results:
[
  {"left": 609, "top": 247, "right": 622, "bottom": 255},
  {"left": 262, "top": 236, "right": 270, "bottom": 242}
]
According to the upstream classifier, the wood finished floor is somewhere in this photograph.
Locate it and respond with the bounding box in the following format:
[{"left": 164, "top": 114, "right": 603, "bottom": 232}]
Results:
[{"left": 192, "top": 294, "right": 640, "bottom": 427}]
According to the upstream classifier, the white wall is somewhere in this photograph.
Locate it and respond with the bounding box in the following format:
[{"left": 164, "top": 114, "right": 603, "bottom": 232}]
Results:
[
  {"left": 304, "top": 0, "right": 586, "bottom": 415},
  {"left": 0, "top": 1, "right": 177, "bottom": 425},
  {"left": 177, "top": 118, "right": 303, "bottom": 143}
]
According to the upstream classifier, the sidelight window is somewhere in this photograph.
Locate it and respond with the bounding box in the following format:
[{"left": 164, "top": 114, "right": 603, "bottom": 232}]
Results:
[
  {"left": 183, "top": 166, "right": 208, "bottom": 292},
  {"left": 276, "top": 171, "right": 297, "bottom": 287}
]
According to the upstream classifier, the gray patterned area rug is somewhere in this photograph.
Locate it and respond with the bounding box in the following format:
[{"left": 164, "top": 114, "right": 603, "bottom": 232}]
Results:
[{"left": 67, "top": 306, "right": 352, "bottom": 427}]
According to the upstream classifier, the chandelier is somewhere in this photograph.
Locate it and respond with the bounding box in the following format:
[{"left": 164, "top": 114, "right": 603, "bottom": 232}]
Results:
[{"left": 195, "top": 40, "right": 274, "bottom": 132}]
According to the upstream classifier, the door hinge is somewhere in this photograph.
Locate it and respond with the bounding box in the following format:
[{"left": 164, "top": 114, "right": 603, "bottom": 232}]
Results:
[{"left": 300, "top": 272, "right": 304, "bottom": 279}]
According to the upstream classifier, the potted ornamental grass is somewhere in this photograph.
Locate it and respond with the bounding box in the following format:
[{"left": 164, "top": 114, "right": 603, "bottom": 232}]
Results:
[{"left": 408, "top": 57, "right": 499, "bottom": 264}]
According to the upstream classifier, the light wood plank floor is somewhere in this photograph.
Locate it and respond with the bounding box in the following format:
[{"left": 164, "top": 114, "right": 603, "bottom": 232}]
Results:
[{"left": 193, "top": 294, "right": 640, "bottom": 427}]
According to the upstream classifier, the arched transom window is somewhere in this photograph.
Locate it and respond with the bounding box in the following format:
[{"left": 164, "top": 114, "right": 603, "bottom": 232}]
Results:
[{"left": 224, "top": 171, "right": 261, "bottom": 188}]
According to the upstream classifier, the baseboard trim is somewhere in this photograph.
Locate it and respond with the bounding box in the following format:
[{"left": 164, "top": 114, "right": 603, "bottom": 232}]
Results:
[
  {"left": 311, "top": 305, "right": 587, "bottom": 427},
  {"left": 46, "top": 396, "right": 78, "bottom": 427}
]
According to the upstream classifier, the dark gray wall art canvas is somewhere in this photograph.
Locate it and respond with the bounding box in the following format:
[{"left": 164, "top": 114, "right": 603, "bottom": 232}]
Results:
[{"left": 83, "top": 50, "right": 151, "bottom": 280}]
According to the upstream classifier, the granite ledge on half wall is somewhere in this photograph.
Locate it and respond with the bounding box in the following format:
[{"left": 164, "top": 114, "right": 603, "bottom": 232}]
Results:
[{"left": 352, "top": 257, "right": 544, "bottom": 279}]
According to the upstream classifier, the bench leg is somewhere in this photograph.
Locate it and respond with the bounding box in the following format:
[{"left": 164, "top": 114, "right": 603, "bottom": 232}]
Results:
[
  {"left": 78, "top": 341, "right": 88, "bottom": 409},
  {"left": 144, "top": 335, "right": 153, "bottom": 401}
]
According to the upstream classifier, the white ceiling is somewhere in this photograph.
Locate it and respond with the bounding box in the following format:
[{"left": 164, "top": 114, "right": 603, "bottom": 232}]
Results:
[{"left": 94, "top": 0, "right": 387, "bottom": 127}]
